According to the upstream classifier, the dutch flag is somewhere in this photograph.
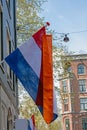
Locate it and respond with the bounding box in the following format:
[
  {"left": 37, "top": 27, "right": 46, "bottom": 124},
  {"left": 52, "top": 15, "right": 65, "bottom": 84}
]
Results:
[{"left": 5, "top": 26, "right": 58, "bottom": 124}]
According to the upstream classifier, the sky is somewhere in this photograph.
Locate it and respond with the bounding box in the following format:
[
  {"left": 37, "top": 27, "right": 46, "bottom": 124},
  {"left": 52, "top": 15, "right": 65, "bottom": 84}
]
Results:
[{"left": 40, "top": 0, "right": 87, "bottom": 54}]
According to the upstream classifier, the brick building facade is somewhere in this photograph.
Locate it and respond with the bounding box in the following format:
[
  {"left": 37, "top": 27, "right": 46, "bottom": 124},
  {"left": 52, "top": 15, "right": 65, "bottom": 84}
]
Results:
[{"left": 60, "top": 54, "right": 87, "bottom": 130}]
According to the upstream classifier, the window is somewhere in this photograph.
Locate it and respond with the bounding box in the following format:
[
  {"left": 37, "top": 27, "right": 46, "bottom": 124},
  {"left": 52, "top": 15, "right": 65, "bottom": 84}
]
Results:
[
  {"left": 62, "top": 80, "right": 67, "bottom": 92},
  {"left": 64, "top": 99, "right": 68, "bottom": 111},
  {"left": 64, "top": 104, "right": 68, "bottom": 111},
  {"left": 80, "top": 98, "right": 87, "bottom": 110},
  {"left": 78, "top": 80, "right": 86, "bottom": 92},
  {"left": 78, "top": 64, "right": 85, "bottom": 74},
  {"left": 65, "top": 119, "right": 70, "bottom": 130},
  {"left": 67, "top": 66, "right": 72, "bottom": 73},
  {"left": 82, "top": 118, "right": 87, "bottom": 130},
  {"left": 6, "top": 30, "right": 15, "bottom": 90}
]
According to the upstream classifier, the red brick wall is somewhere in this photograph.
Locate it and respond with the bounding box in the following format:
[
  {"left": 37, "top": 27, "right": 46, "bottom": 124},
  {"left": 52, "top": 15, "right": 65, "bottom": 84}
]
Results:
[{"left": 60, "top": 58, "right": 87, "bottom": 130}]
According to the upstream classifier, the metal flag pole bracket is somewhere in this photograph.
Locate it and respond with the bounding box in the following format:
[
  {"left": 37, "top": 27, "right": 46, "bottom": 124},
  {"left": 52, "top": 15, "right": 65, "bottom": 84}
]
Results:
[{"left": 0, "top": 60, "right": 4, "bottom": 65}]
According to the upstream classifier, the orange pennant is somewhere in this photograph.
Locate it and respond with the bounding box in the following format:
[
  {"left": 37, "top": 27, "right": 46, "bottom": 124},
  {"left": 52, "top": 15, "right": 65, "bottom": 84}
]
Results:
[{"left": 42, "top": 34, "right": 53, "bottom": 123}]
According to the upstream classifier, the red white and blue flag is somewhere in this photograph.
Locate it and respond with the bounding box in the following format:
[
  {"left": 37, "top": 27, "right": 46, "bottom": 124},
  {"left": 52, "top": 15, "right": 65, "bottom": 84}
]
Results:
[
  {"left": 5, "top": 26, "right": 58, "bottom": 123},
  {"left": 28, "top": 115, "right": 36, "bottom": 130},
  {"left": 14, "top": 115, "right": 36, "bottom": 130}
]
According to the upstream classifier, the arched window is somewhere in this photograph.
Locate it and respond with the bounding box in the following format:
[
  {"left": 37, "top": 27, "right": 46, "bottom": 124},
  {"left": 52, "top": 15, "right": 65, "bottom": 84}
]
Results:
[
  {"left": 78, "top": 64, "right": 85, "bottom": 74},
  {"left": 65, "top": 118, "right": 70, "bottom": 130}
]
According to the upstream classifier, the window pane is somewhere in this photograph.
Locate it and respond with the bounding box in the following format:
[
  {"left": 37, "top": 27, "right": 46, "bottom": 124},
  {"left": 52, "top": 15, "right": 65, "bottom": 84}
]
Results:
[
  {"left": 65, "top": 119, "right": 70, "bottom": 130},
  {"left": 64, "top": 104, "right": 68, "bottom": 111},
  {"left": 85, "top": 104, "right": 87, "bottom": 109},
  {"left": 78, "top": 64, "right": 85, "bottom": 74},
  {"left": 79, "top": 80, "right": 86, "bottom": 92},
  {"left": 80, "top": 98, "right": 87, "bottom": 110},
  {"left": 62, "top": 80, "right": 67, "bottom": 92},
  {"left": 82, "top": 118, "right": 87, "bottom": 130},
  {"left": 81, "top": 104, "right": 84, "bottom": 110},
  {"left": 67, "top": 66, "right": 72, "bottom": 72}
]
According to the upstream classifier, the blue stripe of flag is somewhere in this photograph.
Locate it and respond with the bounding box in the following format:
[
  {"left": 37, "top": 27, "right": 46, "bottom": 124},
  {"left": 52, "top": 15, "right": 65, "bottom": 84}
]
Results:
[{"left": 5, "top": 48, "right": 39, "bottom": 101}]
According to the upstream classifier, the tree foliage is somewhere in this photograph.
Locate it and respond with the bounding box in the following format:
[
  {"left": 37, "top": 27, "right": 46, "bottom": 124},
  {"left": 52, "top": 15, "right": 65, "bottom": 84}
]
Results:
[{"left": 17, "top": 0, "right": 47, "bottom": 44}]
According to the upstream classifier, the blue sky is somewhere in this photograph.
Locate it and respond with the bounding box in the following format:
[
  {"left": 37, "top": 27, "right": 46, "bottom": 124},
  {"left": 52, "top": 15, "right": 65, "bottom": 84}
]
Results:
[{"left": 40, "top": 0, "right": 87, "bottom": 54}]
